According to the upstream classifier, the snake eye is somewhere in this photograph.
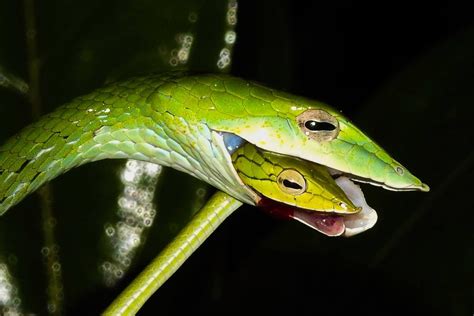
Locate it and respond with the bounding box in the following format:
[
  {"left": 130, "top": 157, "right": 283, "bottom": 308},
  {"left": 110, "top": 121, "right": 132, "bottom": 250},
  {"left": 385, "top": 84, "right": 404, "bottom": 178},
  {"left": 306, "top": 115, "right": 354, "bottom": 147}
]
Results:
[
  {"left": 277, "top": 169, "right": 306, "bottom": 195},
  {"left": 297, "top": 109, "right": 340, "bottom": 141},
  {"left": 304, "top": 120, "right": 336, "bottom": 131}
]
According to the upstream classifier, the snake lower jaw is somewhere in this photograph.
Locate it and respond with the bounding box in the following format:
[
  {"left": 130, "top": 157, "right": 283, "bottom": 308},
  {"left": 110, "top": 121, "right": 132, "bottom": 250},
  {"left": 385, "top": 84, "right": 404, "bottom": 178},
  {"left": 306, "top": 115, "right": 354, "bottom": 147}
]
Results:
[
  {"left": 258, "top": 176, "right": 378, "bottom": 237},
  {"left": 335, "top": 177, "right": 378, "bottom": 237},
  {"left": 292, "top": 177, "right": 377, "bottom": 237}
]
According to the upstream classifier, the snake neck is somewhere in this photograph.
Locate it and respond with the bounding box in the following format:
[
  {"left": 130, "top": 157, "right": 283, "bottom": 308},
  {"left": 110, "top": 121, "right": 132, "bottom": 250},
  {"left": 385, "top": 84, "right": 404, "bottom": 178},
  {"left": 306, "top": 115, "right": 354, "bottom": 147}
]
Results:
[{"left": 0, "top": 74, "right": 257, "bottom": 214}]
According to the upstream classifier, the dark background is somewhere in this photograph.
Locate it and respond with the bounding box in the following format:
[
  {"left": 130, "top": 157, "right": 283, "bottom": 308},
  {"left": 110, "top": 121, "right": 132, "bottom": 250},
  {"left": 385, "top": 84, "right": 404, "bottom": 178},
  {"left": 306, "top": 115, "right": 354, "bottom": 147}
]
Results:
[
  {"left": 0, "top": 1, "right": 473, "bottom": 315},
  {"left": 187, "top": 2, "right": 474, "bottom": 316}
]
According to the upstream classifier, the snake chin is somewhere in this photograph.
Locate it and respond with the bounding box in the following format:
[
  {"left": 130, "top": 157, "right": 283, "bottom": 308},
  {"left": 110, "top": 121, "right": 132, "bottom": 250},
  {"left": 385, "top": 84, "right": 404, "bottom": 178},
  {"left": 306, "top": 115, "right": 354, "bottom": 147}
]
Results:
[
  {"left": 335, "top": 177, "right": 378, "bottom": 237},
  {"left": 258, "top": 176, "right": 377, "bottom": 237}
]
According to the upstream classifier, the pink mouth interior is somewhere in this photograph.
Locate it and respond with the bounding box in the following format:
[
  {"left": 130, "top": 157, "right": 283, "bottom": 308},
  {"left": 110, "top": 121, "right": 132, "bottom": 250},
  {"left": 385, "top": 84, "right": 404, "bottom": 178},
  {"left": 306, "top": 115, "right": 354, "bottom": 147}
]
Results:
[{"left": 257, "top": 197, "right": 345, "bottom": 236}]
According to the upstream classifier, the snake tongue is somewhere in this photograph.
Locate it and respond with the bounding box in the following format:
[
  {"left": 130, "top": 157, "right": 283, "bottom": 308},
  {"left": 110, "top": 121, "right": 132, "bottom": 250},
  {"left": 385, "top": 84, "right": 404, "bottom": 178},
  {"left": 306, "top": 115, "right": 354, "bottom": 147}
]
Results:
[
  {"left": 257, "top": 199, "right": 345, "bottom": 236},
  {"left": 291, "top": 210, "right": 345, "bottom": 236}
]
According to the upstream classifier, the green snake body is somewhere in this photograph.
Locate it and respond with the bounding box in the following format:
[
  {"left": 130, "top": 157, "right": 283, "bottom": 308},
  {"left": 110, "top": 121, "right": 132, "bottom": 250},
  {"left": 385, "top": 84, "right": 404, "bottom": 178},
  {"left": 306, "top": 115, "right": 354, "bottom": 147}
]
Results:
[
  {"left": 0, "top": 73, "right": 255, "bottom": 213},
  {"left": 0, "top": 72, "right": 429, "bottom": 314},
  {"left": 0, "top": 72, "right": 427, "bottom": 215}
]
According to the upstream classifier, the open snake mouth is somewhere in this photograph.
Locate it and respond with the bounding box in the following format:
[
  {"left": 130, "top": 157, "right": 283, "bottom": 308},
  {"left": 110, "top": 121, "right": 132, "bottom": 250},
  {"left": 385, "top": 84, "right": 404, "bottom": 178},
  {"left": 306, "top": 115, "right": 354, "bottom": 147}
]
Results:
[
  {"left": 327, "top": 168, "right": 430, "bottom": 192},
  {"left": 221, "top": 132, "right": 377, "bottom": 237},
  {"left": 257, "top": 176, "right": 377, "bottom": 237}
]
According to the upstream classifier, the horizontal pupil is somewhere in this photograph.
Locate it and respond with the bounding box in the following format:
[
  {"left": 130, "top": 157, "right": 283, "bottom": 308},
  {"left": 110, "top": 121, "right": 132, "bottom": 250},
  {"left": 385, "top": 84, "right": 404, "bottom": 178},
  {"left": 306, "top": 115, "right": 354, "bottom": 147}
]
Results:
[
  {"left": 305, "top": 120, "right": 336, "bottom": 131},
  {"left": 283, "top": 179, "right": 302, "bottom": 190}
]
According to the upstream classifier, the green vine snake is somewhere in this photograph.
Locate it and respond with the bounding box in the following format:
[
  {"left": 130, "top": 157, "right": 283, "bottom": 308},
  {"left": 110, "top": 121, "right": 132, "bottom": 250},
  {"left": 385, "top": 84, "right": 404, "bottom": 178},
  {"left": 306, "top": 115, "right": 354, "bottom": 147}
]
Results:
[{"left": 0, "top": 72, "right": 429, "bottom": 314}]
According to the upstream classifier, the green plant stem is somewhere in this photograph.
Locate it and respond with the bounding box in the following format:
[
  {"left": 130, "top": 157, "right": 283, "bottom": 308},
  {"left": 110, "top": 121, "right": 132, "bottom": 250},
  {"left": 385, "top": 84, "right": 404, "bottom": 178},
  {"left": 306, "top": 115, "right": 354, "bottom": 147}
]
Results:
[
  {"left": 23, "top": 1, "right": 63, "bottom": 314},
  {"left": 23, "top": 0, "right": 41, "bottom": 119},
  {"left": 102, "top": 191, "right": 242, "bottom": 315}
]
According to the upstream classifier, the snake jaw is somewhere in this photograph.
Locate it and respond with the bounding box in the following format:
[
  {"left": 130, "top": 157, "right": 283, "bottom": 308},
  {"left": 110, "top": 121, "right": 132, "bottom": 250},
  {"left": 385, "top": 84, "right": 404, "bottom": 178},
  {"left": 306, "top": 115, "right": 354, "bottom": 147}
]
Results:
[
  {"left": 290, "top": 176, "right": 377, "bottom": 237},
  {"left": 221, "top": 131, "right": 377, "bottom": 236},
  {"left": 258, "top": 176, "right": 377, "bottom": 237},
  {"left": 327, "top": 167, "right": 430, "bottom": 193},
  {"left": 335, "top": 177, "right": 377, "bottom": 237}
]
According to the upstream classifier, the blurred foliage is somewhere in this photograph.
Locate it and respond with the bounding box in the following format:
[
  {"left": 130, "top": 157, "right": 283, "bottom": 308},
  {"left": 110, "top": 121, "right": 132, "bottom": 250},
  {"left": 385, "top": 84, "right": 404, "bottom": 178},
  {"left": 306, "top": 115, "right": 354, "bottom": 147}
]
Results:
[{"left": 0, "top": 1, "right": 473, "bottom": 316}]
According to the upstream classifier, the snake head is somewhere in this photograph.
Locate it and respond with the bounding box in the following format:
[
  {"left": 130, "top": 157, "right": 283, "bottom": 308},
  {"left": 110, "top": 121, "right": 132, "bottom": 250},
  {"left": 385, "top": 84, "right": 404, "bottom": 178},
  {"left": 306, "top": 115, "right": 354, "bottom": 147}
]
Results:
[
  {"left": 231, "top": 142, "right": 377, "bottom": 237},
  {"left": 208, "top": 80, "right": 429, "bottom": 193},
  {"left": 232, "top": 142, "right": 360, "bottom": 214},
  {"left": 164, "top": 74, "right": 428, "bottom": 236},
  {"left": 313, "top": 110, "right": 430, "bottom": 192},
  {"left": 280, "top": 104, "right": 429, "bottom": 192}
]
